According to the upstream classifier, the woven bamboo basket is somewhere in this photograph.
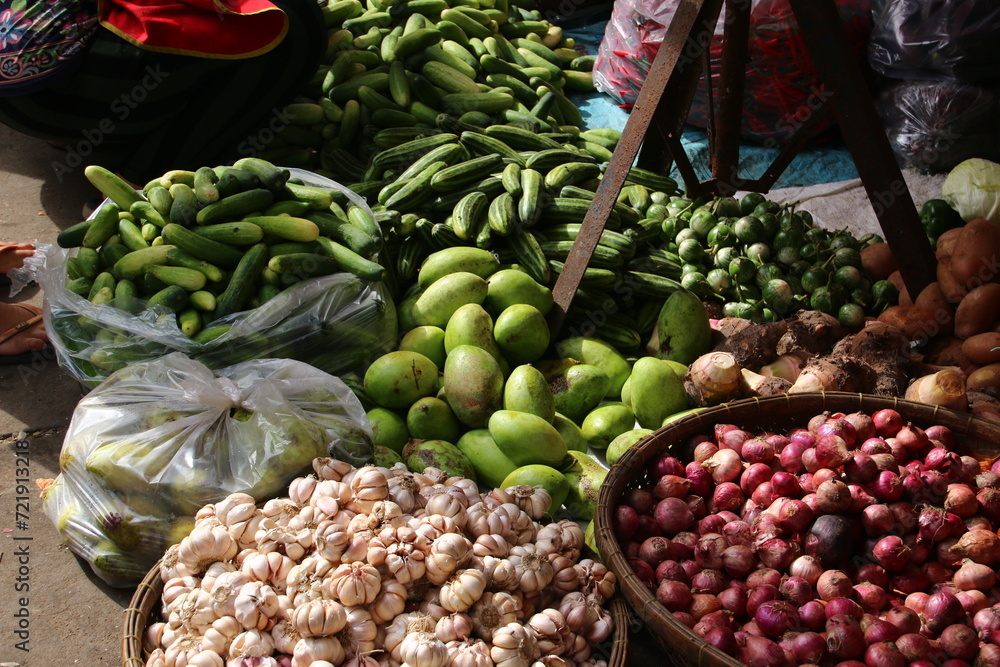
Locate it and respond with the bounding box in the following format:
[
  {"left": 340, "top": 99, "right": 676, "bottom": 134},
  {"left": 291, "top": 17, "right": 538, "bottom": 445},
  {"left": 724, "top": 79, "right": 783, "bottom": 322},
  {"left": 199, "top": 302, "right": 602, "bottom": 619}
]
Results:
[
  {"left": 594, "top": 392, "right": 1000, "bottom": 667},
  {"left": 122, "top": 563, "right": 633, "bottom": 667}
]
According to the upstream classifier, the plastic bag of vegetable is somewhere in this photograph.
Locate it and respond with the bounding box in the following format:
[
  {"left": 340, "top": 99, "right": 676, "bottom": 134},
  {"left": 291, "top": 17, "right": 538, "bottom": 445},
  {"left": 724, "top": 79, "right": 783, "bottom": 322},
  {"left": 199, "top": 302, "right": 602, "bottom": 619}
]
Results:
[
  {"left": 29, "top": 167, "right": 397, "bottom": 388},
  {"left": 942, "top": 158, "right": 1000, "bottom": 224},
  {"left": 40, "top": 351, "right": 372, "bottom": 586},
  {"left": 875, "top": 79, "right": 1000, "bottom": 173},
  {"left": 869, "top": 0, "right": 1000, "bottom": 83}
]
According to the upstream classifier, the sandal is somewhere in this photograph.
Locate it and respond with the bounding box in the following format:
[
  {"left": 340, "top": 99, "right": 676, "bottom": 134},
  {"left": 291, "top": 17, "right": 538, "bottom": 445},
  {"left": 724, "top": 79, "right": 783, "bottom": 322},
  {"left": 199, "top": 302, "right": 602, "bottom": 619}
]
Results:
[{"left": 0, "top": 303, "right": 51, "bottom": 366}]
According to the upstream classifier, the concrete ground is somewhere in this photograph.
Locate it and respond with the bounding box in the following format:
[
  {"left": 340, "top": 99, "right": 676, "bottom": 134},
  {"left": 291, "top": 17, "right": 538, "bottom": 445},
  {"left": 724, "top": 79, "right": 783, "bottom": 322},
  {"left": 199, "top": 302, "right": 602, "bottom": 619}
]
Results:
[{"left": 0, "top": 119, "right": 949, "bottom": 667}]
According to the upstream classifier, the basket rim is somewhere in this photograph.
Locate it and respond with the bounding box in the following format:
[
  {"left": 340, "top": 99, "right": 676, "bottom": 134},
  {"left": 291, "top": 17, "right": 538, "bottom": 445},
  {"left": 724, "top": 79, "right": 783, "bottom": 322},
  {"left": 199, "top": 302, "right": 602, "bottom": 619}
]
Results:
[{"left": 594, "top": 391, "right": 1000, "bottom": 665}]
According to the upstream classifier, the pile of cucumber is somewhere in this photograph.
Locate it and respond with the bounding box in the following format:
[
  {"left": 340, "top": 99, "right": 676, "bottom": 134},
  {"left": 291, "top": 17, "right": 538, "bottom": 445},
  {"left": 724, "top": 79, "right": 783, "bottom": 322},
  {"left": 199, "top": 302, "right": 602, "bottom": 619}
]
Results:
[{"left": 56, "top": 159, "right": 385, "bottom": 352}]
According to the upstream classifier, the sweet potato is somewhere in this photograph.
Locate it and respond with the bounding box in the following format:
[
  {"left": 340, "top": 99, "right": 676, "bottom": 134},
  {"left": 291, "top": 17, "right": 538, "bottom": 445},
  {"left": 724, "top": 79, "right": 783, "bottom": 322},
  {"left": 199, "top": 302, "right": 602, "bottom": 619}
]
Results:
[
  {"left": 967, "top": 363, "right": 1000, "bottom": 395},
  {"left": 861, "top": 242, "right": 898, "bottom": 282},
  {"left": 950, "top": 218, "right": 1000, "bottom": 288},
  {"left": 888, "top": 270, "right": 912, "bottom": 305},
  {"left": 954, "top": 283, "right": 1000, "bottom": 340},
  {"left": 877, "top": 305, "right": 945, "bottom": 344},
  {"left": 935, "top": 226, "right": 964, "bottom": 262},
  {"left": 913, "top": 282, "right": 954, "bottom": 336},
  {"left": 937, "top": 257, "right": 969, "bottom": 303},
  {"left": 961, "top": 332, "right": 1000, "bottom": 365}
]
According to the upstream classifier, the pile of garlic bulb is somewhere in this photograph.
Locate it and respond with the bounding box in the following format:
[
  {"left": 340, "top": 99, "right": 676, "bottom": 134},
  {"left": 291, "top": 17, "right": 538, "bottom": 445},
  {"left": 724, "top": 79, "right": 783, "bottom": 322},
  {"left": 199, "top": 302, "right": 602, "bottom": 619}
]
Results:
[{"left": 143, "top": 458, "right": 617, "bottom": 667}]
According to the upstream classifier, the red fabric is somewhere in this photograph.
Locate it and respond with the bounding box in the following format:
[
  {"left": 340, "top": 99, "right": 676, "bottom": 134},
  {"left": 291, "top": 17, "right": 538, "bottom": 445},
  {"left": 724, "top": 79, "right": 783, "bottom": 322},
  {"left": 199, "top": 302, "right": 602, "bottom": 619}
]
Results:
[{"left": 97, "top": 0, "right": 288, "bottom": 59}]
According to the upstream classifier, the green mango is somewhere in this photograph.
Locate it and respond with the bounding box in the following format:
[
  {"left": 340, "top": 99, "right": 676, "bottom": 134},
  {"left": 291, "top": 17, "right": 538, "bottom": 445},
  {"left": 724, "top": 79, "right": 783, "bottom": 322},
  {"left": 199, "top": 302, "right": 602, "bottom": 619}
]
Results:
[
  {"left": 403, "top": 439, "right": 476, "bottom": 481},
  {"left": 581, "top": 401, "right": 636, "bottom": 450},
  {"left": 555, "top": 337, "right": 631, "bottom": 398},
  {"left": 412, "top": 271, "right": 488, "bottom": 328},
  {"left": 664, "top": 359, "right": 689, "bottom": 378},
  {"left": 552, "top": 412, "right": 588, "bottom": 452},
  {"left": 399, "top": 326, "right": 447, "bottom": 369},
  {"left": 494, "top": 304, "right": 550, "bottom": 364},
  {"left": 503, "top": 364, "right": 555, "bottom": 422},
  {"left": 584, "top": 518, "right": 599, "bottom": 557},
  {"left": 418, "top": 247, "right": 500, "bottom": 289},
  {"left": 488, "top": 409, "right": 567, "bottom": 468},
  {"left": 456, "top": 429, "right": 518, "bottom": 489},
  {"left": 407, "top": 396, "right": 461, "bottom": 443},
  {"left": 443, "top": 345, "right": 504, "bottom": 427},
  {"left": 364, "top": 350, "right": 439, "bottom": 410},
  {"left": 366, "top": 407, "right": 409, "bottom": 453},
  {"left": 629, "top": 356, "right": 688, "bottom": 429},
  {"left": 549, "top": 363, "right": 611, "bottom": 424},
  {"left": 620, "top": 375, "right": 632, "bottom": 404},
  {"left": 444, "top": 303, "right": 507, "bottom": 371},
  {"left": 397, "top": 289, "right": 422, "bottom": 332},
  {"left": 606, "top": 428, "right": 654, "bottom": 465},
  {"left": 501, "top": 464, "right": 569, "bottom": 515},
  {"left": 652, "top": 289, "right": 712, "bottom": 364},
  {"left": 485, "top": 268, "right": 554, "bottom": 315},
  {"left": 373, "top": 444, "right": 403, "bottom": 468},
  {"left": 562, "top": 450, "right": 609, "bottom": 520}
]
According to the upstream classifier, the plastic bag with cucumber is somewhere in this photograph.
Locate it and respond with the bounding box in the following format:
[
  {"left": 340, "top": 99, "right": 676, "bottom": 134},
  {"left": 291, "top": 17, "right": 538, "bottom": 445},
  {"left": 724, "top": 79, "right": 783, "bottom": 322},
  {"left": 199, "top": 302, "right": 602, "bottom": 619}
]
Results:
[
  {"left": 32, "top": 165, "right": 397, "bottom": 388},
  {"left": 41, "top": 352, "right": 372, "bottom": 587}
]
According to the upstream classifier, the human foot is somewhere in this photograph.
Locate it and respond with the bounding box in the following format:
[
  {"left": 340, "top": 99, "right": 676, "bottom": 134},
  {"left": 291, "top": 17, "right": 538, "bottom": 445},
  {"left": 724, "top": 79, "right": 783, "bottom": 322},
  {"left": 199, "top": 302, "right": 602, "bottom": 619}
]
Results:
[{"left": 0, "top": 303, "right": 49, "bottom": 360}]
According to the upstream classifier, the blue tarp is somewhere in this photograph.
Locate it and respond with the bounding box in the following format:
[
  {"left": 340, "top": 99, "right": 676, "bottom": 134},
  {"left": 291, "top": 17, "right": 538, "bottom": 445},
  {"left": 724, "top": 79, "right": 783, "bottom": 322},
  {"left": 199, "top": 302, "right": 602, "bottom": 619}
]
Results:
[{"left": 566, "top": 21, "right": 861, "bottom": 189}]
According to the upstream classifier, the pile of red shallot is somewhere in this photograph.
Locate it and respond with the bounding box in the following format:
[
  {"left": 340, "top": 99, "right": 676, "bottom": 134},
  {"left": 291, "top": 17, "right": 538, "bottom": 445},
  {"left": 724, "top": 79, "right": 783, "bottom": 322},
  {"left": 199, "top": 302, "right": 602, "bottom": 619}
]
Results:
[{"left": 613, "top": 408, "right": 1000, "bottom": 667}]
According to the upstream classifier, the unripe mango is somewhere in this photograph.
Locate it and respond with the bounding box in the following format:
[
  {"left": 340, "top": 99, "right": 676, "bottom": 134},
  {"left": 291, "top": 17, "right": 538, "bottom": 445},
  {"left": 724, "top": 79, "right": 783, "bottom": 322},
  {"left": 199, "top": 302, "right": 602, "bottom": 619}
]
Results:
[
  {"left": 503, "top": 365, "right": 555, "bottom": 422},
  {"left": 456, "top": 429, "right": 518, "bottom": 488},
  {"left": 407, "top": 396, "right": 461, "bottom": 443},
  {"left": 555, "top": 337, "right": 631, "bottom": 398},
  {"left": 403, "top": 439, "right": 476, "bottom": 480},
  {"left": 552, "top": 412, "right": 587, "bottom": 452},
  {"left": 488, "top": 409, "right": 567, "bottom": 468},
  {"left": 629, "top": 356, "right": 688, "bottom": 429},
  {"left": 399, "top": 326, "right": 447, "bottom": 369},
  {"left": 494, "top": 304, "right": 549, "bottom": 364},
  {"left": 485, "top": 268, "right": 554, "bottom": 315},
  {"left": 581, "top": 401, "right": 635, "bottom": 450},
  {"left": 444, "top": 345, "right": 504, "bottom": 427},
  {"left": 549, "top": 363, "right": 610, "bottom": 424},
  {"left": 412, "top": 271, "right": 488, "bottom": 328},
  {"left": 562, "top": 450, "right": 608, "bottom": 520},
  {"left": 418, "top": 247, "right": 500, "bottom": 288},
  {"left": 653, "top": 289, "right": 712, "bottom": 364},
  {"left": 606, "top": 428, "right": 653, "bottom": 465},
  {"left": 444, "top": 303, "right": 505, "bottom": 368},
  {"left": 364, "top": 350, "right": 439, "bottom": 409},
  {"left": 366, "top": 407, "right": 409, "bottom": 453}
]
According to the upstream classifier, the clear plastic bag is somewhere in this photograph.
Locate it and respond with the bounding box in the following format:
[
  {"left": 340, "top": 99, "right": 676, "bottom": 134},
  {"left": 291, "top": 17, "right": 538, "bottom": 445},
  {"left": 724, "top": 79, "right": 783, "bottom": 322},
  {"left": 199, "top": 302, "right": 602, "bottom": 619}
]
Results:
[
  {"left": 594, "top": 0, "right": 871, "bottom": 143},
  {"left": 41, "top": 352, "right": 373, "bottom": 586},
  {"left": 876, "top": 79, "right": 1000, "bottom": 172},
  {"left": 29, "top": 169, "right": 397, "bottom": 388},
  {"left": 869, "top": 0, "right": 1000, "bottom": 83}
]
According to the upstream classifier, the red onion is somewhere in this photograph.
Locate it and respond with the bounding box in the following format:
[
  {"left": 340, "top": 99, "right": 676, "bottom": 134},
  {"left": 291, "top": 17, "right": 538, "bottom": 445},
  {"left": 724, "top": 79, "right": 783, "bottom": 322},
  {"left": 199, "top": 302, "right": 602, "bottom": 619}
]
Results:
[
  {"left": 685, "top": 494, "right": 707, "bottom": 520},
  {"left": 892, "top": 566, "right": 930, "bottom": 594},
  {"left": 651, "top": 453, "right": 686, "bottom": 478},
  {"left": 765, "top": 433, "right": 789, "bottom": 452},
  {"left": 888, "top": 439, "right": 908, "bottom": 465},
  {"left": 777, "top": 576, "right": 812, "bottom": 606},
  {"left": 790, "top": 428, "right": 817, "bottom": 448},
  {"left": 624, "top": 487, "right": 655, "bottom": 515},
  {"left": 785, "top": 555, "right": 822, "bottom": 586},
  {"left": 802, "top": 447, "right": 821, "bottom": 474},
  {"left": 628, "top": 557, "right": 656, "bottom": 589},
  {"left": 799, "top": 473, "right": 816, "bottom": 494},
  {"left": 976, "top": 645, "right": 1000, "bottom": 667},
  {"left": 772, "top": 498, "right": 813, "bottom": 533},
  {"left": 904, "top": 591, "right": 930, "bottom": 613},
  {"left": 806, "top": 515, "right": 858, "bottom": 567},
  {"left": 862, "top": 504, "right": 896, "bottom": 536},
  {"left": 808, "top": 413, "right": 831, "bottom": 433},
  {"left": 741, "top": 462, "right": 774, "bottom": 495},
  {"left": 855, "top": 563, "right": 889, "bottom": 587},
  {"left": 742, "top": 438, "right": 775, "bottom": 464},
  {"left": 862, "top": 437, "right": 891, "bottom": 455},
  {"left": 656, "top": 579, "right": 692, "bottom": 611},
  {"left": 918, "top": 506, "right": 953, "bottom": 544},
  {"left": 843, "top": 412, "right": 876, "bottom": 441},
  {"left": 703, "top": 625, "right": 737, "bottom": 653},
  {"left": 950, "top": 526, "right": 1000, "bottom": 565},
  {"left": 680, "top": 560, "right": 701, "bottom": 580},
  {"left": 977, "top": 487, "right": 1000, "bottom": 523},
  {"left": 895, "top": 632, "right": 932, "bottom": 662},
  {"left": 721, "top": 545, "right": 755, "bottom": 579},
  {"left": 816, "top": 479, "right": 853, "bottom": 514},
  {"left": 801, "top": 492, "right": 821, "bottom": 514},
  {"left": 924, "top": 589, "right": 965, "bottom": 634},
  {"left": 956, "top": 589, "right": 988, "bottom": 615},
  {"left": 740, "top": 634, "right": 785, "bottom": 667},
  {"left": 673, "top": 611, "right": 696, "bottom": 628},
  {"left": 623, "top": 540, "right": 640, "bottom": 559},
  {"left": 720, "top": 428, "right": 752, "bottom": 452},
  {"left": 690, "top": 593, "right": 722, "bottom": 620},
  {"left": 746, "top": 584, "right": 780, "bottom": 617},
  {"left": 654, "top": 474, "right": 692, "bottom": 499},
  {"left": 747, "top": 568, "right": 782, "bottom": 589},
  {"left": 813, "top": 467, "right": 838, "bottom": 487},
  {"left": 976, "top": 606, "right": 1000, "bottom": 634},
  {"left": 711, "top": 482, "right": 745, "bottom": 513},
  {"left": 862, "top": 614, "right": 900, "bottom": 643},
  {"left": 655, "top": 560, "right": 688, "bottom": 585},
  {"left": 654, "top": 497, "right": 695, "bottom": 536},
  {"left": 826, "top": 597, "right": 864, "bottom": 620},
  {"left": 723, "top": 520, "right": 752, "bottom": 547},
  {"left": 693, "top": 440, "right": 719, "bottom": 463},
  {"left": 713, "top": 423, "right": 738, "bottom": 441},
  {"left": 964, "top": 515, "right": 993, "bottom": 531},
  {"left": 750, "top": 481, "right": 774, "bottom": 507},
  {"left": 816, "top": 434, "right": 851, "bottom": 469},
  {"left": 953, "top": 559, "right": 997, "bottom": 591},
  {"left": 885, "top": 606, "right": 921, "bottom": 634},
  {"left": 633, "top": 514, "right": 662, "bottom": 542},
  {"left": 826, "top": 614, "right": 866, "bottom": 659},
  {"left": 788, "top": 631, "right": 826, "bottom": 664},
  {"left": 895, "top": 423, "right": 928, "bottom": 452},
  {"left": 920, "top": 560, "right": 954, "bottom": 585},
  {"left": 780, "top": 440, "right": 810, "bottom": 474},
  {"left": 817, "top": 570, "right": 855, "bottom": 601},
  {"left": 765, "top": 473, "right": 797, "bottom": 500},
  {"left": 638, "top": 536, "right": 675, "bottom": 568},
  {"left": 872, "top": 409, "right": 903, "bottom": 438},
  {"left": 613, "top": 505, "right": 639, "bottom": 541},
  {"left": 799, "top": 600, "right": 826, "bottom": 631},
  {"left": 873, "top": 535, "right": 911, "bottom": 572},
  {"left": 844, "top": 451, "right": 878, "bottom": 484},
  {"left": 976, "top": 471, "right": 1000, "bottom": 490},
  {"left": 924, "top": 446, "right": 960, "bottom": 472},
  {"left": 889, "top": 501, "right": 918, "bottom": 531},
  {"left": 754, "top": 600, "right": 800, "bottom": 638},
  {"left": 697, "top": 514, "right": 727, "bottom": 535},
  {"left": 870, "top": 470, "right": 904, "bottom": 502},
  {"left": 924, "top": 424, "right": 955, "bottom": 447},
  {"left": 694, "top": 610, "right": 732, "bottom": 636},
  {"left": 854, "top": 583, "right": 888, "bottom": 614},
  {"left": 818, "top": 418, "right": 857, "bottom": 448},
  {"left": 870, "top": 452, "right": 898, "bottom": 472},
  {"left": 849, "top": 484, "right": 874, "bottom": 512},
  {"left": 694, "top": 533, "right": 728, "bottom": 570},
  {"left": 939, "top": 624, "right": 978, "bottom": 660},
  {"left": 691, "top": 569, "right": 728, "bottom": 595},
  {"left": 864, "top": 641, "right": 906, "bottom": 667},
  {"left": 718, "top": 584, "right": 747, "bottom": 617},
  {"left": 671, "top": 532, "right": 697, "bottom": 560},
  {"left": 757, "top": 537, "right": 799, "bottom": 571},
  {"left": 685, "top": 461, "right": 714, "bottom": 497}
]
